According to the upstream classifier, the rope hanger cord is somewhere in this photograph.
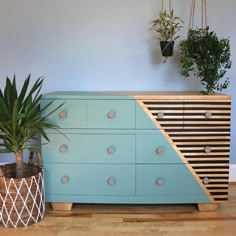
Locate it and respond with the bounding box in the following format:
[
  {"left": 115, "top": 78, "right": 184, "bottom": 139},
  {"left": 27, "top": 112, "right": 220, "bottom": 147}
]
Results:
[
  {"left": 203, "top": 0, "right": 207, "bottom": 29},
  {"left": 189, "top": 0, "right": 207, "bottom": 31}
]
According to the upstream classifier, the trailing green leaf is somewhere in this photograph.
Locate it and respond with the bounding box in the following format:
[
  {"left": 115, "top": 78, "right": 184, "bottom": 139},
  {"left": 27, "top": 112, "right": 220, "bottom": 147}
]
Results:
[{"left": 179, "top": 27, "right": 232, "bottom": 93}]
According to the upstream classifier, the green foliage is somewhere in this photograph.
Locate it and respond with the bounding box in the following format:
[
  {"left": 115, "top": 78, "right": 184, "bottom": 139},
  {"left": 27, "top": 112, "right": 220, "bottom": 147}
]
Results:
[
  {"left": 150, "top": 9, "right": 184, "bottom": 41},
  {"left": 0, "top": 74, "right": 62, "bottom": 155},
  {"left": 179, "top": 27, "right": 232, "bottom": 94}
]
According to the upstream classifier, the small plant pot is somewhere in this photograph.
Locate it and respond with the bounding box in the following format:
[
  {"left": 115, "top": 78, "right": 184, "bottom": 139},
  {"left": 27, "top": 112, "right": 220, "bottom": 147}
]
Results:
[{"left": 160, "top": 41, "right": 175, "bottom": 57}]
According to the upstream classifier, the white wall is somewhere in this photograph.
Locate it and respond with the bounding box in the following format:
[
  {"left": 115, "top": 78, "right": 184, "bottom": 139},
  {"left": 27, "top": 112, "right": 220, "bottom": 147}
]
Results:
[{"left": 0, "top": 0, "right": 235, "bottom": 163}]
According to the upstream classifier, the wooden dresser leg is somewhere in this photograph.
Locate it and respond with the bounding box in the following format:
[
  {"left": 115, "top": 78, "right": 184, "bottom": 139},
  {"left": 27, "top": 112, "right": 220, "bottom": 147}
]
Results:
[
  {"left": 197, "top": 203, "right": 218, "bottom": 212},
  {"left": 51, "top": 202, "right": 73, "bottom": 211}
]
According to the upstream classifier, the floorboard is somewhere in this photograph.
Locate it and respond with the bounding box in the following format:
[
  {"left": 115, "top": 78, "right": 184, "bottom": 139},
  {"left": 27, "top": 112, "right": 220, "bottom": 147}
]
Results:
[{"left": 0, "top": 183, "right": 236, "bottom": 236}]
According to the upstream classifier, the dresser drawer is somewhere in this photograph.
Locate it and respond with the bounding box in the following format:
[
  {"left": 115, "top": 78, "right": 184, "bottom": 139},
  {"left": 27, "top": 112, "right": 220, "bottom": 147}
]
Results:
[
  {"left": 40, "top": 100, "right": 87, "bottom": 128},
  {"left": 136, "top": 134, "right": 184, "bottom": 164},
  {"left": 42, "top": 134, "right": 135, "bottom": 164},
  {"left": 183, "top": 100, "right": 231, "bottom": 130},
  {"left": 88, "top": 100, "right": 135, "bottom": 129},
  {"left": 136, "top": 164, "right": 206, "bottom": 196},
  {"left": 136, "top": 100, "right": 183, "bottom": 129},
  {"left": 44, "top": 164, "right": 135, "bottom": 196}
]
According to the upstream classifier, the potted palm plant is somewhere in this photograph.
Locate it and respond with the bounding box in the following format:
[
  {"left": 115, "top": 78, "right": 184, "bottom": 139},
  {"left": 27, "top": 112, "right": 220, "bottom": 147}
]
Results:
[
  {"left": 179, "top": 27, "right": 232, "bottom": 94},
  {"left": 0, "top": 74, "right": 61, "bottom": 228},
  {"left": 150, "top": 8, "right": 184, "bottom": 57}
]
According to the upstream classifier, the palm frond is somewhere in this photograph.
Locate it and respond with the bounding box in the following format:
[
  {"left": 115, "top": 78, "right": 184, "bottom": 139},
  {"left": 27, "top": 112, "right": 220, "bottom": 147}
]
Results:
[{"left": 0, "top": 75, "right": 62, "bottom": 156}]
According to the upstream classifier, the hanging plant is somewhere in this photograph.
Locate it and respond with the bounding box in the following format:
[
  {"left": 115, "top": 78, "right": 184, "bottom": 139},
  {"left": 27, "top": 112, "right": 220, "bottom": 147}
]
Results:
[
  {"left": 179, "top": 27, "right": 232, "bottom": 94},
  {"left": 150, "top": 7, "right": 184, "bottom": 58}
]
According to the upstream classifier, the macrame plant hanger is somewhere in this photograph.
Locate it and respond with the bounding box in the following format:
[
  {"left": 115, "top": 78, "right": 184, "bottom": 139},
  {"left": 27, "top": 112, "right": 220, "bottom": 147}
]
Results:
[
  {"left": 188, "top": 0, "right": 207, "bottom": 31},
  {"left": 161, "top": 0, "right": 173, "bottom": 63}
]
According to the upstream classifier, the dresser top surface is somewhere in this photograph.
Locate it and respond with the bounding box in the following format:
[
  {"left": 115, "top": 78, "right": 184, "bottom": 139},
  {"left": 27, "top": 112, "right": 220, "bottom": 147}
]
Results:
[{"left": 41, "top": 91, "right": 231, "bottom": 100}]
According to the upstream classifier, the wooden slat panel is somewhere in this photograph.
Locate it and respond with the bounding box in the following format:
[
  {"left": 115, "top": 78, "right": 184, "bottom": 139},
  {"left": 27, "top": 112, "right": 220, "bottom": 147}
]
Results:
[
  {"left": 183, "top": 126, "right": 230, "bottom": 129},
  {"left": 184, "top": 104, "right": 231, "bottom": 108},
  {"left": 158, "top": 121, "right": 184, "bottom": 124},
  {"left": 184, "top": 121, "right": 230, "bottom": 124},
  {"left": 172, "top": 136, "right": 230, "bottom": 140},
  {"left": 206, "top": 179, "right": 228, "bottom": 182},
  {"left": 150, "top": 110, "right": 184, "bottom": 113},
  {"left": 168, "top": 132, "right": 230, "bottom": 135},
  {"left": 186, "top": 157, "right": 229, "bottom": 163},
  {"left": 175, "top": 142, "right": 230, "bottom": 145},
  {"left": 198, "top": 174, "right": 229, "bottom": 177},
  {"left": 191, "top": 163, "right": 229, "bottom": 167},
  {"left": 206, "top": 184, "right": 228, "bottom": 187},
  {"left": 147, "top": 104, "right": 183, "bottom": 108},
  {"left": 137, "top": 97, "right": 231, "bottom": 204},
  {"left": 183, "top": 116, "right": 231, "bottom": 119},
  {"left": 184, "top": 110, "right": 230, "bottom": 113},
  {"left": 183, "top": 153, "right": 229, "bottom": 156},
  {"left": 152, "top": 116, "right": 183, "bottom": 119},
  {"left": 134, "top": 92, "right": 231, "bottom": 100},
  {"left": 208, "top": 189, "right": 229, "bottom": 193},
  {"left": 194, "top": 169, "right": 229, "bottom": 172},
  {"left": 179, "top": 147, "right": 230, "bottom": 150}
]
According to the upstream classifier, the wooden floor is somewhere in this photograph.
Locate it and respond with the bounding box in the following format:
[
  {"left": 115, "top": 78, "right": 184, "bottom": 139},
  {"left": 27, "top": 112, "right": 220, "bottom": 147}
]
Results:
[{"left": 1, "top": 183, "right": 236, "bottom": 236}]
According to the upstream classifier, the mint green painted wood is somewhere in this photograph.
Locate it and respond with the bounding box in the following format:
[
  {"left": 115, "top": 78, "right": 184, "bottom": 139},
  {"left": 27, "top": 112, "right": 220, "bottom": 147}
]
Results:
[
  {"left": 88, "top": 100, "right": 135, "bottom": 129},
  {"left": 136, "top": 164, "right": 209, "bottom": 197},
  {"left": 43, "top": 129, "right": 165, "bottom": 135},
  {"left": 42, "top": 134, "right": 135, "bottom": 164},
  {"left": 40, "top": 99, "right": 87, "bottom": 128},
  {"left": 45, "top": 195, "right": 210, "bottom": 204},
  {"left": 44, "top": 164, "right": 135, "bottom": 196},
  {"left": 42, "top": 91, "right": 135, "bottom": 100},
  {"left": 136, "top": 134, "right": 185, "bottom": 164},
  {"left": 135, "top": 101, "right": 157, "bottom": 129},
  {"left": 41, "top": 92, "right": 212, "bottom": 205}
]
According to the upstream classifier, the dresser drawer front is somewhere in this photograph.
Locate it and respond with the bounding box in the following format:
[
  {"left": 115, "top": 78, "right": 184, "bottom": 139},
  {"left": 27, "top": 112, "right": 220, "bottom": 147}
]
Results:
[
  {"left": 136, "top": 134, "right": 184, "bottom": 164},
  {"left": 88, "top": 100, "right": 135, "bottom": 129},
  {"left": 44, "top": 164, "right": 135, "bottom": 196},
  {"left": 42, "top": 134, "right": 135, "bottom": 163},
  {"left": 136, "top": 165, "right": 206, "bottom": 196},
  {"left": 41, "top": 100, "right": 87, "bottom": 128},
  {"left": 136, "top": 100, "right": 183, "bottom": 129},
  {"left": 183, "top": 100, "right": 231, "bottom": 130}
]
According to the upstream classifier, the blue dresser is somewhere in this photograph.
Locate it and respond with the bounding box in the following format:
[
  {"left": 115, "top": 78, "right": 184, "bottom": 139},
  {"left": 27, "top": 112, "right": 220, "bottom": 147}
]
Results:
[{"left": 41, "top": 92, "right": 231, "bottom": 211}]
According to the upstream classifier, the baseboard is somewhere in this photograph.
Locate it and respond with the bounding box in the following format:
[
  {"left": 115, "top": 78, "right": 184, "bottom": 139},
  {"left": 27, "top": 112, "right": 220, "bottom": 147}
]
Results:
[{"left": 230, "top": 164, "right": 236, "bottom": 182}]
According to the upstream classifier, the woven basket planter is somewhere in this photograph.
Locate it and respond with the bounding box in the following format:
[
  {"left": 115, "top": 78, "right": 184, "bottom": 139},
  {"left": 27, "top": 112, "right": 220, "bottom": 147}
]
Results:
[{"left": 0, "top": 163, "right": 45, "bottom": 228}]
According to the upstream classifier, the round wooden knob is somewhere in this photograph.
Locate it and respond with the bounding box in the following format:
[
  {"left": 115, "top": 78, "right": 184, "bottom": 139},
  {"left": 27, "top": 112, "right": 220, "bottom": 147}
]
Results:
[
  {"left": 157, "top": 112, "right": 164, "bottom": 118},
  {"left": 107, "top": 146, "right": 115, "bottom": 154},
  {"left": 156, "top": 146, "right": 164, "bottom": 154},
  {"left": 205, "top": 146, "right": 211, "bottom": 153},
  {"left": 59, "top": 111, "right": 67, "bottom": 119},
  {"left": 205, "top": 112, "right": 212, "bottom": 118},
  {"left": 107, "top": 177, "right": 116, "bottom": 185},
  {"left": 202, "top": 177, "right": 210, "bottom": 185},
  {"left": 61, "top": 176, "right": 69, "bottom": 184},
  {"left": 59, "top": 145, "right": 68, "bottom": 153},
  {"left": 156, "top": 178, "right": 164, "bottom": 185},
  {"left": 107, "top": 111, "right": 115, "bottom": 119}
]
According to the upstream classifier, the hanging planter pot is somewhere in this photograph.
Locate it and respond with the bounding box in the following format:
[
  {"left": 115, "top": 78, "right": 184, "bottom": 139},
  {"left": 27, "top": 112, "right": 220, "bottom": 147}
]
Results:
[
  {"left": 150, "top": 0, "right": 184, "bottom": 62},
  {"left": 0, "top": 161, "right": 45, "bottom": 228},
  {"left": 160, "top": 41, "right": 174, "bottom": 57}
]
